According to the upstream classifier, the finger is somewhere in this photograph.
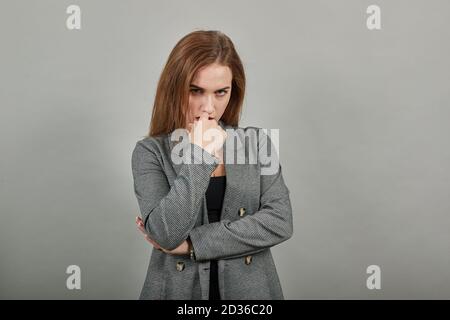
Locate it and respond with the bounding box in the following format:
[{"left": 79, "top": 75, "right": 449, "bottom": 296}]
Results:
[
  {"left": 137, "top": 224, "right": 146, "bottom": 234},
  {"left": 136, "top": 219, "right": 145, "bottom": 230}
]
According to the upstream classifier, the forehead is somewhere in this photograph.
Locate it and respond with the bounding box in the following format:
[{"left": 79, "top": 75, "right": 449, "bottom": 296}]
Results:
[{"left": 191, "top": 63, "right": 232, "bottom": 89}]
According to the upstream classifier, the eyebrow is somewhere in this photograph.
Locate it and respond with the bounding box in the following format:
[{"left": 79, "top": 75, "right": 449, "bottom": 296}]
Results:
[{"left": 190, "top": 84, "right": 230, "bottom": 91}]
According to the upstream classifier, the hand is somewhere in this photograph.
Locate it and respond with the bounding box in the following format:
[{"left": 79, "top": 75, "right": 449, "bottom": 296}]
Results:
[
  {"left": 135, "top": 216, "right": 191, "bottom": 255},
  {"left": 187, "top": 114, "right": 227, "bottom": 159}
]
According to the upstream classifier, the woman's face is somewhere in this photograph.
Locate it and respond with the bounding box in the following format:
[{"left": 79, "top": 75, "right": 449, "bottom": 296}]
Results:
[{"left": 185, "top": 63, "right": 232, "bottom": 127}]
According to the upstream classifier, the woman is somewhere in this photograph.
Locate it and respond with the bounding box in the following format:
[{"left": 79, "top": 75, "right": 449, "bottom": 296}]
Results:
[{"left": 131, "top": 30, "right": 293, "bottom": 300}]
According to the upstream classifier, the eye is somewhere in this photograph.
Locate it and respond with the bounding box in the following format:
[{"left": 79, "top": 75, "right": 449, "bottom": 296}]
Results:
[
  {"left": 190, "top": 88, "right": 202, "bottom": 94},
  {"left": 216, "top": 90, "right": 228, "bottom": 97}
]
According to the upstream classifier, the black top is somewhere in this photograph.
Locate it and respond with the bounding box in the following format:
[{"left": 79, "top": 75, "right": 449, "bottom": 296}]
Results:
[{"left": 205, "top": 175, "right": 226, "bottom": 300}]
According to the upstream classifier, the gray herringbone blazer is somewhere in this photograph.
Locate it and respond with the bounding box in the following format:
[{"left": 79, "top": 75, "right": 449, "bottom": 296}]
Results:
[{"left": 131, "top": 120, "right": 293, "bottom": 300}]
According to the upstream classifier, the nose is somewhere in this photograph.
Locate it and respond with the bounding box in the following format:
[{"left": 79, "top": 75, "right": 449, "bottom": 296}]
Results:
[{"left": 200, "top": 94, "right": 215, "bottom": 115}]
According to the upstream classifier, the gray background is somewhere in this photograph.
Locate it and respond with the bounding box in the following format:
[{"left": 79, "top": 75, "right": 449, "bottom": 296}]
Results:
[{"left": 1, "top": 0, "right": 449, "bottom": 299}]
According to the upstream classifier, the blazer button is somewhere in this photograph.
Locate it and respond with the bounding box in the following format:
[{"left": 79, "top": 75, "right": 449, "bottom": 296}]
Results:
[
  {"left": 176, "top": 261, "right": 185, "bottom": 272},
  {"left": 239, "top": 207, "right": 246, "bottom": 217},
  {"left": 244, "top": 255, "right": 252, "bottom": 265}
]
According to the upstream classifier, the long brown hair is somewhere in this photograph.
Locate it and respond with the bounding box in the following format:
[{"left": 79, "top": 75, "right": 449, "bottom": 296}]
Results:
[{"left": 147, "top": 30, "right": 246, "bottom": 137}]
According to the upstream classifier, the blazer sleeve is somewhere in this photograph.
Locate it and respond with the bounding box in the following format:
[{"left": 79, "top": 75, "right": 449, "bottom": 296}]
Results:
[
  {"left": 187, "top": 131, "right": 294, "bottom": 261},
  {"left": 131, "top": 139, "right": 219, "bottom": 250}
]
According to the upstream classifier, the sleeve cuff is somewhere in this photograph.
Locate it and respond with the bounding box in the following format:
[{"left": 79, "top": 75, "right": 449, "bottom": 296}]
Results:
[{"left": 187, "top": 223, "right": 221, "bottom": 261}]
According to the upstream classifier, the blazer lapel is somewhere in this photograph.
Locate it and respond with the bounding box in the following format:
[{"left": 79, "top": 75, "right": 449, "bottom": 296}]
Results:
[{"left": 220, "top": 124, "right": 243, "bottom": 221}]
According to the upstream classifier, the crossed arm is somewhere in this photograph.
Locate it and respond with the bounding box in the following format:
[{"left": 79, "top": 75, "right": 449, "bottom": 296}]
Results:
[{"left": 131, "top": 137, "right": 293, "bottom": 262}]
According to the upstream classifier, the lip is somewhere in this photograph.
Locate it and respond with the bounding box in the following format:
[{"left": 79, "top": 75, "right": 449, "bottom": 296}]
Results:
[{"left": 195, "top": 116, "right": 215, "bottom": 120}]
